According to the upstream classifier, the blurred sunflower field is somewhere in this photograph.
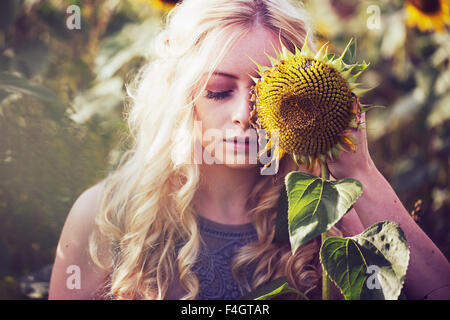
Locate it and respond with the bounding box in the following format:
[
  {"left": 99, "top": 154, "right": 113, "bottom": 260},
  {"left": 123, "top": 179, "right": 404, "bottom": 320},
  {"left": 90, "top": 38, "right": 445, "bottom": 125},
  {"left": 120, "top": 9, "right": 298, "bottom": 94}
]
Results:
[{"left": 0, "top": 0, "right": 448, "bottom": 299}]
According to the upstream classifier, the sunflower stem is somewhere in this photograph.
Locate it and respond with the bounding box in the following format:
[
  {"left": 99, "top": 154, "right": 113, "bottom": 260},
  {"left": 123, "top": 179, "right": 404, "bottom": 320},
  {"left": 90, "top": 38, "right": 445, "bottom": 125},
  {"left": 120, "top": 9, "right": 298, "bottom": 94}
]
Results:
[
  {"left": 321, "top": 230, "right": 331, "bottom": 300},
  {"left": 320, "top": 161, "right": 330, "bottom": 180},
  {"left": 320, "top": 161, "right": 331, "bottom": 300}
]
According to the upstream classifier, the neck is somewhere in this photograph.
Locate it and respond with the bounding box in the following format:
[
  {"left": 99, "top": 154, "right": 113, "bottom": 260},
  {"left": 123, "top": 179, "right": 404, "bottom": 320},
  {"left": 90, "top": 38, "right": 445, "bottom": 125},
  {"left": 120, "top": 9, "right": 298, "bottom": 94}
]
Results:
[{"left": 194, "top": 164, "right": 260, "bottom": 225}]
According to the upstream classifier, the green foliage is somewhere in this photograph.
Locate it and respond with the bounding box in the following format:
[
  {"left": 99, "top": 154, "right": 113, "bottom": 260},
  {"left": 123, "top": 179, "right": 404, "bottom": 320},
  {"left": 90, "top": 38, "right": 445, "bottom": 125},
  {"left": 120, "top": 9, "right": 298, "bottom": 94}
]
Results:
[
  {"left": 257, "top": 170, "right": 409, "bottom": 300},
  {"left": 320, "top": 221, "right": 409, "bottom": 300},
  {"left": 0, "top": 0, "right": 161, "bottom": 299},
  {"left": 285, "top": 172, "right": 363, "bottom": 254},
  {"left": 282, "top": 172, "right": 408, "bottom": 300},
  {"left": 0, "top": 72, "right": 60, "bottom": 103},
  {"left": 241, "top": 277, "right": 306, "bottom": 300}
]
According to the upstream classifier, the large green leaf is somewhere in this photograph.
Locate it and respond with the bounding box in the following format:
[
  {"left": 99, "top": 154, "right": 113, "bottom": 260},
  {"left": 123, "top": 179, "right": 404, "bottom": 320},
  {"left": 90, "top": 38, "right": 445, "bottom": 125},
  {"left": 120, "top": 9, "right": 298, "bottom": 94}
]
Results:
[
  {"left": 241, "top": 277, "right": 308, "bottom": 300},
  {"left": 286, "top": 172, "right": 363, "bottom": 254},
  {"left": 0, "top": 72, "right": 66, "bottom": 121},
  {"left": 0, "top": 72, "right": 61, "bottom": 103},
  {"left": 241, "top": 277, "right": 290, "bottom": 300},
  {"left": 320, "top": 221, "right": 410, "bottom": 300}
]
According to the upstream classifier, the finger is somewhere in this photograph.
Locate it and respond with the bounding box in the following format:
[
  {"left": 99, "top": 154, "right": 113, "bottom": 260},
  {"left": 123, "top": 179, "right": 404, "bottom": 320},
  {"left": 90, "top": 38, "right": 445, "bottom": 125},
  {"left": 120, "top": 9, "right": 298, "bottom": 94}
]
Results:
[{"left": 360, "top": 111, "right": 366, "bottom": 125}]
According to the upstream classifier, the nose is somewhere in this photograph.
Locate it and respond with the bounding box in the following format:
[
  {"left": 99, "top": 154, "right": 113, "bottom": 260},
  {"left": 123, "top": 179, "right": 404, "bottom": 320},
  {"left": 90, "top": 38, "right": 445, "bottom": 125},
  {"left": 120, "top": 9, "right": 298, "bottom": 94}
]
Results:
[{"left": 231, "top": 90, "right": 252, "bottom": 129}]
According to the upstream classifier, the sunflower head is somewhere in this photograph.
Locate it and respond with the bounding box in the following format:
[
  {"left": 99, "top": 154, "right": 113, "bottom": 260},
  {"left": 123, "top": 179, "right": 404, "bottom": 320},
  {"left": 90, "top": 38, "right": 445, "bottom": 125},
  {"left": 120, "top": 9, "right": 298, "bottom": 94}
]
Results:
[
  {"left": 250, "top": 35, "right": 371, "bottom": 171},
  {"left": 147, "top": 0, "right": 181, "bottom": 12},
  {"left": 405, "top": 0, "right": 450, "bottom": 33}
]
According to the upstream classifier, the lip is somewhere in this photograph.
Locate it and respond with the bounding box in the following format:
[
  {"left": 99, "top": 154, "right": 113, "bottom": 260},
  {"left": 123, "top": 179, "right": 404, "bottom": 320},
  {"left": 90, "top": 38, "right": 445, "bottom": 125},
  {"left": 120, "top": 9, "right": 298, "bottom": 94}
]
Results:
[
  {"left": 224, "top": 137, "right": 257, "bottom": 152},
  {"left": 224, "top": 136, "right": 257, "bottom": 143}
]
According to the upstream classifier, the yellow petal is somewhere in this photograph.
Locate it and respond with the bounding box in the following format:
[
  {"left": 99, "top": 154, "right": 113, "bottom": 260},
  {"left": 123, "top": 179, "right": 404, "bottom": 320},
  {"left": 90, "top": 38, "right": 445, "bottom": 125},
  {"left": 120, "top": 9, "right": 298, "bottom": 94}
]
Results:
[{"left": 341, "top": 136, "right": 357, "bottom": 152}]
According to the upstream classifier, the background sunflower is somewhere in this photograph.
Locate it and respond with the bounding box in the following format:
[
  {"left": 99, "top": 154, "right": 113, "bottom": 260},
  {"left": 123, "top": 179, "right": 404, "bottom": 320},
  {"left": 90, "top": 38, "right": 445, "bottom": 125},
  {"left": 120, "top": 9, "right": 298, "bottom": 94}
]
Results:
[
  {"left": 405, "top": 0, "right": 450, "bottom": 32},
  {"left": 146, "top": 0, "right": 181, "bottom": 12}
]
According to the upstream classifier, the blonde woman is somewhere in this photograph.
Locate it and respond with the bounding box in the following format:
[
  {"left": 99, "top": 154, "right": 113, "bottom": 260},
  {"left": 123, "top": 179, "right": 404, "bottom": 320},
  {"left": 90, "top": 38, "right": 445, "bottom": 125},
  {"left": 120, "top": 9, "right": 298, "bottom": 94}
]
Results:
[{"left": 49, "top": 0, "right": 450, "bottom": 300}]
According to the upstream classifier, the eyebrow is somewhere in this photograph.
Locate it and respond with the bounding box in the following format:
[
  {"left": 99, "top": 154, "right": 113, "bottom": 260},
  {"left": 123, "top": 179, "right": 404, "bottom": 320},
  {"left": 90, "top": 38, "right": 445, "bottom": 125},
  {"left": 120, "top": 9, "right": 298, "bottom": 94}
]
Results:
[{"left": 211, "top": 71, "right": 239, "bottom": 79}]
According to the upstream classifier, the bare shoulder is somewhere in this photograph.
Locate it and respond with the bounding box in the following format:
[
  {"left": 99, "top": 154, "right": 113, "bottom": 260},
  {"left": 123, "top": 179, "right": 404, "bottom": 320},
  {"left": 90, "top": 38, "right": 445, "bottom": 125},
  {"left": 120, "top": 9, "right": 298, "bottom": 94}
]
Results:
[
  {"left": 49, "top": 181, "right": 112, "bottom": 300},
  {"left": 57, "top": 182, "right": 105, "bottom": 249},
  {"left": 73, "top": 182, "right": 104, "bottom": 218}
]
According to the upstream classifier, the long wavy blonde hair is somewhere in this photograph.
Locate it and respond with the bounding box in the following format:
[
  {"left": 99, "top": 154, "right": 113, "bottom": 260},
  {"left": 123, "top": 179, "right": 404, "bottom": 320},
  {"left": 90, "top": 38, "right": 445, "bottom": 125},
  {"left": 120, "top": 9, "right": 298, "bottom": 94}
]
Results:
[{"left": 89, "top": 0, "right": 338, "bottom": 300}]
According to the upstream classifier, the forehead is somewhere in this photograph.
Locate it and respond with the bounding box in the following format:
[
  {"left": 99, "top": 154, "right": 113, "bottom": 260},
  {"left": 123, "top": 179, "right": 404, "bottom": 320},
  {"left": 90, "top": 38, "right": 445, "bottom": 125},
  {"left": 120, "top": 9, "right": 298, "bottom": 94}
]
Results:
[{"left": 213, "top": 26, "right": 283, "bottom": 78}]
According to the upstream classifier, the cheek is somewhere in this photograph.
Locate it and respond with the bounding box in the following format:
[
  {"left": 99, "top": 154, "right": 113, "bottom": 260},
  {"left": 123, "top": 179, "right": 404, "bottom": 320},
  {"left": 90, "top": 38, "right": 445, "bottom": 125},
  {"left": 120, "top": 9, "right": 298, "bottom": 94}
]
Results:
[
  {"left": 195, "top": 99, "right": 228, "bottom": 133},
  {"left": 194, "top": 101, "right": 228, "bottom": 159}
]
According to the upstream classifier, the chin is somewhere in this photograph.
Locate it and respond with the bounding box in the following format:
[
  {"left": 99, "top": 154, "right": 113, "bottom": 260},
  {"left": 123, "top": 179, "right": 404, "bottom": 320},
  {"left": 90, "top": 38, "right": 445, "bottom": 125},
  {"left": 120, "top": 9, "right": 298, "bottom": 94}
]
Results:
[
  {"left": 200, "top": 146, "right": 260, "bottom": 169},
  {"left": 223, "top": 162, "right": 259, "bottom": 170},
  {"left": 221, "top": 150, "right": 259, "bottom": 169}
]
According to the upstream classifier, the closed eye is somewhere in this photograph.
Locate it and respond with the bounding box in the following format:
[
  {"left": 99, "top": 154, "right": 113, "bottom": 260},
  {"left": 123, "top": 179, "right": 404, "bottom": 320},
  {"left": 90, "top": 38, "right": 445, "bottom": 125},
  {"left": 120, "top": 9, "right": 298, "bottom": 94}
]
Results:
[{"left": 205, "top": 90, "right": 233, "bottom": 100}]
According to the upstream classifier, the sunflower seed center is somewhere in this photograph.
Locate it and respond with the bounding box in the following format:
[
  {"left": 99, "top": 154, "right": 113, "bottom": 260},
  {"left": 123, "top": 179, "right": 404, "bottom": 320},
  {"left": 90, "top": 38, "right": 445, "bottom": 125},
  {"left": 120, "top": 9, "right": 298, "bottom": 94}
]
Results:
[{"left": 280, "top": 95, "right": 317, "bottom": 129}]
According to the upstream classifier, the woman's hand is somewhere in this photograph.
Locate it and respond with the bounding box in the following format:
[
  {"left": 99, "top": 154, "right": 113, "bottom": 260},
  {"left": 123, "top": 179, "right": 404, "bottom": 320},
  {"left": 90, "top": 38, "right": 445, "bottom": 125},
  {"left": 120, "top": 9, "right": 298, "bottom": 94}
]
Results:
[
  {"left": 324, "top": 99, "right": 450, "bottom": 300},
  {"left": 326, "top": 99, "right": 375, "bottom": 180}
]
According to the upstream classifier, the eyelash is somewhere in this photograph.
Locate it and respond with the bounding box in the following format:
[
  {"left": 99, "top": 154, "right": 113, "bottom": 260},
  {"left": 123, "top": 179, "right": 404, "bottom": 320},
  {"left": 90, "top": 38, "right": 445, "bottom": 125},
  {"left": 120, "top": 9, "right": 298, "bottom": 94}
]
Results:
[{"left": 205, "top": 90, "right": 233, "bottom": 100}]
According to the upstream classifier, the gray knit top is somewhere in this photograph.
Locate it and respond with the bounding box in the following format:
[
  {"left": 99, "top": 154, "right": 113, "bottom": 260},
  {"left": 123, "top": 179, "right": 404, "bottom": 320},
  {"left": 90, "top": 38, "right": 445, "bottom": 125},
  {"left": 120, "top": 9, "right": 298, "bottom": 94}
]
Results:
[
  {"left": 165, "top": 215, "right": 258, "bottom": 300},
  {"left": 193, "top": 215, "right": 258, "bottom": 299}
]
